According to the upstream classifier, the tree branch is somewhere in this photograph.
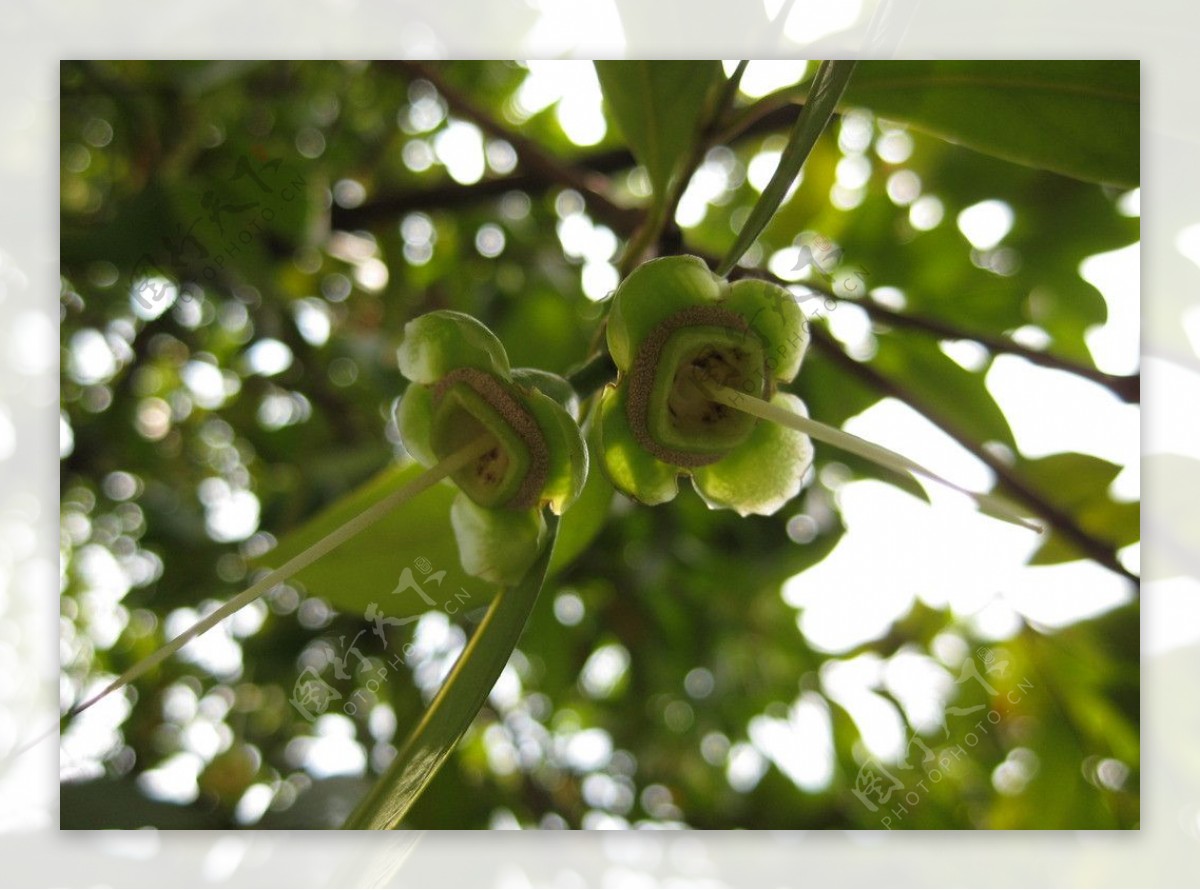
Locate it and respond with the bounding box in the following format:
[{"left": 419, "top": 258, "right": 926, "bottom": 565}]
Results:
[
  {"left": 331, "top": 83, "right": 810, "bottom": 236},
  {"left": 805, "top": 325, "right": 1139, "bottom": 585},
  {"left": 735, "top": 270, "right": 1141, "bottom": 403},
  {"left": 330, "top": 149, "right": 634, "bottom": 230},
  {"left": 377, "top": 61, "right": 640, "bottom": 235}
]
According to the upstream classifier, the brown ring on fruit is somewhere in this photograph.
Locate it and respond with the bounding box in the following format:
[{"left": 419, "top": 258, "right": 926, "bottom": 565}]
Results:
[
  {"left": 626, "top": 305, "right": 766, "bottom": 468},
  {"left": 433, "top": 367, "right": 549, "bottom": 509}
]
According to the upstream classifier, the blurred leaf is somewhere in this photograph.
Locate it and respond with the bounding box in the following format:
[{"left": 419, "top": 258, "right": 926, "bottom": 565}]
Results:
[
  {"left": 594, "top": 61, "right": 722, "bottom": 200},
  {"left": 1012, "top": 605, "right": 1139, "bottom": 826},
  {"left": 167, "top": 60, "right": 268, "bottom": 96},
  {"left": 1030, "top": 499, "right": 1139, "bottom": 565},
  {"left": 260, "top": 447, "right": 610, "bottom": 619},
  {"left": 1007, "top": 453, "right": 1139, "bottom": 565},
  {"left": 1019, "top": 452, "right": 1123, "bottom": 507},
  {"left": 254, "top": 461, "right": 497, "bottom": 617},
  {"left": 343, "top": 516, "right": 559, "bottom": 829},
  {"left": 790, "top": 333, "right": 882, "bottom": 428},
  {"left": 844, "top": 61, "right": 1138, "bottom": 187},
  {"left": 871, "top": 335, "right": 1016, "bottom": 448},
  {"left": 166, "top": 143, "right": 314, "bottom": 258},
  {"left": 1036, "top": 604, "right": 1140, "bottom": 762},
  {"left": 495, "top": 288, "right": 590, "bottom": 375},
  {"left": 757, "top": 124, "right": 1135, "bottom": 366}
]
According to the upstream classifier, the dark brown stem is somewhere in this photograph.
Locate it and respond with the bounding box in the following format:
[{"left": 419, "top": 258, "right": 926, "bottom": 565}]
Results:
[{"left": 806, "top": 325, "right": 1139, "bottom": 585}]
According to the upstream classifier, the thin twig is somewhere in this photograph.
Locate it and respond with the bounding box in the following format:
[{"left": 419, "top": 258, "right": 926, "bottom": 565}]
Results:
[
  {"left": 330, "top": 151, "right": 631, "bottom": 230},
  {"left": 805, "top": 326, "right": 1139, "bottom": 584}
]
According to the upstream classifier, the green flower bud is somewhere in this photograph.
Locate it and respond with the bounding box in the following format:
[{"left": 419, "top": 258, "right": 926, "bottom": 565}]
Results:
[
  {"left": 396, "top": 311, "right": 588, "bottom": 583},
  {"left": 596, "top": 255, "right": 814, "bottom": 516}
]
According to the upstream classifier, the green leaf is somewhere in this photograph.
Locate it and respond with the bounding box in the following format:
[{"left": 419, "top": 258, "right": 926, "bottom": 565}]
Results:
[
  {"left": 844, "top": 61, "right": 1139, "bottom": 187},
  {"left": 718, "top": 60, "right": 857, "bottom": 276},
  {"left": 259, "top": 448, "right": 606, "bottom": 618},
  {"left": 1029, "top": 500, "right": 1139, "bottom": 565},
  {"left": 1002, "top": 452, "right": 1139, "bottom": 565},
  {"left": 1017, "top": 452, "right": 1123, "bottom": 508},
  {"left": 870, "top": 335, "right": 1016, "bottom": 449},
  {"left": 255, "top": 462, "right": 498, "bottom": 618},
  {"left": 342, "top": 515, "right": 559, "bottom": 830},
  {"left": 594, "top": 61, "right": 722, "bottom": 200}
]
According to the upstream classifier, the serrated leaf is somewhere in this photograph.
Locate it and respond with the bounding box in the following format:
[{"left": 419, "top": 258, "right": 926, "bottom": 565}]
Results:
[
  {"left": 844, "top": 61, "right": 1139, "bottom": 187},
  {"left": 594, "top": 61, "right": 722, "bottom": 199}
]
